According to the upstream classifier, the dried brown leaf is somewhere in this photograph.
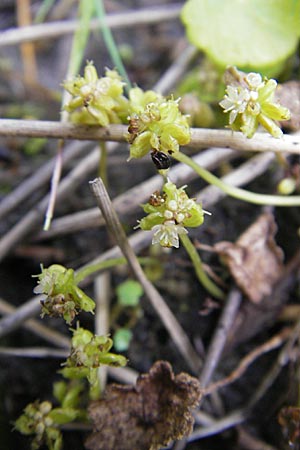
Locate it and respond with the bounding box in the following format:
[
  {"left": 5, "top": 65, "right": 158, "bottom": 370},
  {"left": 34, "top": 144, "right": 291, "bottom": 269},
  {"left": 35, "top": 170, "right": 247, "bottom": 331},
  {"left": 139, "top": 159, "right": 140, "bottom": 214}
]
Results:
[
  {"left": 214, "top": 213, "right": 284, "bottom": 303},
  {"left": 278, "top": 406, "right": 300, "bottom": 448},
  {"left": 85, "top": 360, "right": 202, "bottom": 450}
]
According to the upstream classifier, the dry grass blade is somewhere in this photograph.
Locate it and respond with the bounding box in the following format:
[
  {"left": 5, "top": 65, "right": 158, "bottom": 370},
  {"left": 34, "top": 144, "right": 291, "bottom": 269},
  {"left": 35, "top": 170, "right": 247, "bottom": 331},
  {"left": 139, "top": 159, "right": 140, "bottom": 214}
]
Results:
[{"left": 89, "top": 177, "right": 202, "bottom": 374}]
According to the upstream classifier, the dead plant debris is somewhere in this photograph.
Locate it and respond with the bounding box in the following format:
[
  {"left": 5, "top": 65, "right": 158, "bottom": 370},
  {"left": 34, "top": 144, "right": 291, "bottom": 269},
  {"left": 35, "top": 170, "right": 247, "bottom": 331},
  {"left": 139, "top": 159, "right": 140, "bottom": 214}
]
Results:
[
  {"left": 85, "top": 360, "right": 202, "bottom": 450},
  {"left": 214, "top": 213, "right": 284, "bottom": 303}
]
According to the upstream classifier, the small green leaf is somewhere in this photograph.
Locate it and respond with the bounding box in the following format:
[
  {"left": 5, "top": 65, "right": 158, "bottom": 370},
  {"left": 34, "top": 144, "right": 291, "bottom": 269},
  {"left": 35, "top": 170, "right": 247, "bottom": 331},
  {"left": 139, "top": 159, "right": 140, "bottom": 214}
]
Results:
[
  {"left": 116, "top": 280, "right": 143, "bottom": 307},
  {"left": 49, "top": 407, "right": 79, "bottom": 425},
  {"left": 113, "top": 328, "right": 133, "bottom": 352},
  {"left": 181, "top": 0, "right": 300, "bottom": 75}
]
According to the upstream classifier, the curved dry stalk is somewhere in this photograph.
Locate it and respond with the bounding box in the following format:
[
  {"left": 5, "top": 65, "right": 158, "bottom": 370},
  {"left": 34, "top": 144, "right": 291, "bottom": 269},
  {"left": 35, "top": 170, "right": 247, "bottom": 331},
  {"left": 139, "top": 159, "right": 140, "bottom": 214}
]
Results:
[
  {"left": 0, "top": 144, "right": 105, "bottom": 262},
  {"left": 0, "top": 346, "right": 69, "bottom": 358},
  {"left": 199, "top": 288, "right": 242, "bottom": 387},
  {"left": 0, "top": 119, "right": 299, "bottom": 155},
  {"left": 0, "top": 297, "right": 70, "bottom": 348},
  {"left": 34, "top": 147, "right": 236, "bottom": 240},
  {"left": 0, "top": 141, "right": 92, "bottom": 221},
  {"left": 94, "top": 272, "right": 111, "bottom": 392},
  {"left": 204, "top": 327, "right": 291, "bottom": 395},
  {"left": 90, "top": 177, "right": 203, "bottom": 374},
  {"left": 0, "top": 4, "right": 182, "bottom": 47}
]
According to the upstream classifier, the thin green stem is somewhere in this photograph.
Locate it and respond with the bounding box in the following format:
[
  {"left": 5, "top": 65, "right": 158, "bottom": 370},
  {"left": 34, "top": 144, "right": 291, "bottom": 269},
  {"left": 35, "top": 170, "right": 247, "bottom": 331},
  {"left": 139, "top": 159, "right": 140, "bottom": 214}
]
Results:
[
  {"left": 180, "top": 234, "right": 225, "bottom": 300},
  {"left": 74, "top": 257, "right": 155, "bottom": 284},
  {"left": 174, "top": 151, "right": 300, "bottom": 206},
  {"left": 94, "top": 0, "right": 132, "bottom": 92}
]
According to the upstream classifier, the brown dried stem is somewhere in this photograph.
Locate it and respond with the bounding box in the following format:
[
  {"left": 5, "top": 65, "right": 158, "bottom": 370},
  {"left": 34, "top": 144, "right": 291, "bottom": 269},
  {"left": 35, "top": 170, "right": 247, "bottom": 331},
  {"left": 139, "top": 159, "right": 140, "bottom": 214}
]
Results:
[{"left": 89, "top": 177, "right": 202, "bottom": 374}]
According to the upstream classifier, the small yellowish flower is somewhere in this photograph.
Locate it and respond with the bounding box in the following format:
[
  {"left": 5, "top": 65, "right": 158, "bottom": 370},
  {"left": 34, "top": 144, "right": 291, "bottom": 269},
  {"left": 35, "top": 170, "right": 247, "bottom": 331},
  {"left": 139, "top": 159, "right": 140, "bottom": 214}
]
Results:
[
  {"left": 137, "top": 180, "right": 206, "bottom": 248},
  {"left": 220, "top": 67, "right": 290, "bottom": 138},
  {"left": 152, "top": 220, "right": 187, "bottom": 248},
  {"left": 127, "top": 96, "right": 191, "bottom": 160},
  {"left": 63, "top": 62, "right": 128, "bottom": 126}
]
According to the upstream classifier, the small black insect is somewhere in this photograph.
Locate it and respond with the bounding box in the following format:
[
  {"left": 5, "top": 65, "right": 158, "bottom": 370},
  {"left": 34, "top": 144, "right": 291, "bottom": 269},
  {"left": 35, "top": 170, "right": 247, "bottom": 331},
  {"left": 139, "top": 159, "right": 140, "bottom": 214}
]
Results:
[{"left": 151, "top": 150, "right": 171, "bottom": 170}]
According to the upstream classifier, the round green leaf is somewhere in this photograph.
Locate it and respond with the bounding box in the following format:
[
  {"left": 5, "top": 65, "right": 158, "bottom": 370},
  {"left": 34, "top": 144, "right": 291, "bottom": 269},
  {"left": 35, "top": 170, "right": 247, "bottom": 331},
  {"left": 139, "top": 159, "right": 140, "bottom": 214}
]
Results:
[
  {"left": 116, "top": 280, "right": 143, "bottom": 307},
  {"left": 181, "top": 0, "right": 300, "bottom": 73},
  {"left": 113, "top": 328, "right": 133, "bottom": 352}
]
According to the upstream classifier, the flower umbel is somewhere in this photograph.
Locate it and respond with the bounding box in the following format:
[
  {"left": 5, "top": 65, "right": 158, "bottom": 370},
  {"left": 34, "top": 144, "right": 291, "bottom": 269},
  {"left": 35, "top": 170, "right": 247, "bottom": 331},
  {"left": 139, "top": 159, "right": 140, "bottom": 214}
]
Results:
[
  {"left": 33, "top": 264, "right": 95, "bottom": 325},
  {"left": 14, "top": 401, "right": 62, "bottom": 450},
  {"left": 127, "top": 91, "right": 191, "bottom": 160},
  {"left": 220, "top": 67, "right": 290, "bottom": 138},
  {"left": 63, "top": 62, "right": 128, "bottom": 126},
  {"left": 60, "top": 327, "right": 127, "bottom": 386},
  {"left": 137, "top": 180, "right": 205, "bottom": 248}
]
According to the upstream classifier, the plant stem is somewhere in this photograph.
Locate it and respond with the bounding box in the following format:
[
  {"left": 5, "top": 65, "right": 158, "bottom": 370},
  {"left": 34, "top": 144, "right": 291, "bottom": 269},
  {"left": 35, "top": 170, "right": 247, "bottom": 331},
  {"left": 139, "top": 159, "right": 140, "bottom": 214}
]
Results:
[
  {"left": 94, "top": 0, "right": 131, "bottom": 91},
  {"left": 180, "top": 234, "right": 225, "bottom": 300},
  {"left": 74, "top": 256, "right": 155, "bottom": 284},
  {"left": 174, "top": 151, "right": 300, "bottom": 207}
]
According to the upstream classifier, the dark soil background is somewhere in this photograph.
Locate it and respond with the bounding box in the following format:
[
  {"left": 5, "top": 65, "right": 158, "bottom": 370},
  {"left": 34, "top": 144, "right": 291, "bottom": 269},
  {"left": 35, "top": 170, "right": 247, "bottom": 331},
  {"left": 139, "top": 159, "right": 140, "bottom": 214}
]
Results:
[{"left": 0, "top": 1, "right": 300, "bottom": 450}]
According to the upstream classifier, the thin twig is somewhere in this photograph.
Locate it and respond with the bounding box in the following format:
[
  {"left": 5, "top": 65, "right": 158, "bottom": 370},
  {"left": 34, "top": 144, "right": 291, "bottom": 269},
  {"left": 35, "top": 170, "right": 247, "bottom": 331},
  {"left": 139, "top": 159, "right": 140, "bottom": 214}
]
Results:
[
  {"left": 186, "top": 319, "right": 300, "bottom": 445},
  {"left": 0, "top": 296, "right": 41, "bottom": 339},
  {"left": 0, "top": 297, "right": 70, "bottom": 348},
  {"left": 34, "top": 148, "right": 237, "bottom": 240},
  {"left": 204, "top": 327, "right": 291, "bottom": 395},
  {"left": 16, "top": 0, "right": 38, "bottom": 85},
  {"left": 0, "top": 346, "right": 69, "bottom": 358},
  {"left": 0, "top": 120, "right": 299, "bottom": 154},
  {"left": 94, "top": 272, "right": 111, "bottom": 392},
  {"left": 89, "top": 177, "right": 202, "bottom": 374},
  {"left": 199, "top": 288, "right": 242, "bottom": 388},
  {"left": 0, "top": 4, "right": 182, "bottom": 47},
  {"left": 0, "top": 145, "right": 103, "bottom": 262},
  {"left": 0, "top": 141, "right": 92, "bottom": 222}
]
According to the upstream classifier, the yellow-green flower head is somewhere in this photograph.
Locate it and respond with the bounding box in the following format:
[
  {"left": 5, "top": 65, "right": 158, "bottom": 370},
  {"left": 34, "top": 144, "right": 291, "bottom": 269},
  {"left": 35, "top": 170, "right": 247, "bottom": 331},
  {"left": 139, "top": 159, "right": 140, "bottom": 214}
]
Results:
[
  {"left": 33, "top": 264, "right": 95, "bottom": 324},
  {"left": 14, "top": 401, "right": 63, "bottom": 450},
  {"left": 63, "top": 62, "right": 128, "bottom": 126},
  {"left": 137, "top": 180, "right": 205, "bottom": 248},
  {"left": 127, "top": 95, "right": 191, "bottom": 160},
  {"left": 220, "top": 68, "right": 290, "bottom": 138},
  {"left": 60, "top": 327, "right": 127, "bottom": 385}
]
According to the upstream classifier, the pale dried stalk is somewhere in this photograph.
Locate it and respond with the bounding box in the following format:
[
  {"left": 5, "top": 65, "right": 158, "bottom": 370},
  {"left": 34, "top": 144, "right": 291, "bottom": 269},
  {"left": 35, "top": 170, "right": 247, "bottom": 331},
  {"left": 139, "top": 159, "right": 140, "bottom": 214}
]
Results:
[
  {"left": 204, "top": 327, "right": 291, "bottom": 395},
  {"left": 34, "top": 148, "right": 236, "bottom": 240},
  {"left": 89, "top": 177, "right": 202, "bottom": 374},
  {"left": 0, "top": 119, "right": 299, "bottom": 154},
  {"left": 0, "top": 4, "right": 182, "bottom": 47}
]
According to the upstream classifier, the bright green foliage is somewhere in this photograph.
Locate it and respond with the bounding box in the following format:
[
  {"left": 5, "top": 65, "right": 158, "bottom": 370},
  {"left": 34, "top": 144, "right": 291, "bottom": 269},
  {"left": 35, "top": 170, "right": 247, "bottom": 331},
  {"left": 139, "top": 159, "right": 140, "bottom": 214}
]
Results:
[
  {"left": 138, "top": 180, "right": 204, "bottom": 248},
  {"left": 113, "top": 328, "right": 133, "bottom": 352},
  {"left": 33, "top": 264, "right": 95, "bottom": 324},
  {"left": 60, "top": 327, "right": 127, "bottom": 386},
  {"left": 181, "top": 0, "right": 300, "bottom": 76},
  {"left": 219, "top": 69, "right": 290, "bottom": 138},
  {"left": 127, "top": 96, "right": 191, "bottom": 159},
  {"left": 63, "top": 61, "right": 129, "bottom": 125},
  {"left": 116, "top": 279, "right": 143, "bottom": 307}
]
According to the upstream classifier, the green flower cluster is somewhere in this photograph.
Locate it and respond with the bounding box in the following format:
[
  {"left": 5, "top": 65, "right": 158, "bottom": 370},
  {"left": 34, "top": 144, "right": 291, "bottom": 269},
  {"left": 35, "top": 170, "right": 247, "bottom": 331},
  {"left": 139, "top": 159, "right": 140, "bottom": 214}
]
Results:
[
  {"left": 220, "top": 69, "right": 290, "bottom": 138},
  {"left": 63, "top": 62, "right": 128, "bottom": 126},
  {"left": 14, "top": 401, "right": 62, "bottom": 450},
  {"left": 127, "top": 88, "right": 191, "bottom": 160},
  {"left": 60, "top": 327, "right": 127, "bottom": 386},
  {"left": 33, "top": 264, "right": 95, "bottom": 325},
  {"left": 63, "top": 63, "right": 191, "bottom": 162},
  {"left": 138, "top": 180, "right": 204, "bottom": 248}
]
